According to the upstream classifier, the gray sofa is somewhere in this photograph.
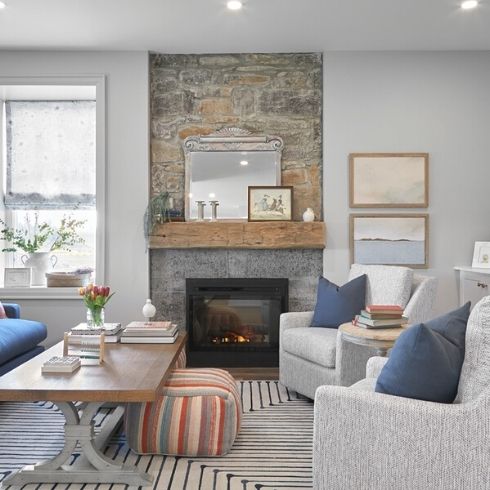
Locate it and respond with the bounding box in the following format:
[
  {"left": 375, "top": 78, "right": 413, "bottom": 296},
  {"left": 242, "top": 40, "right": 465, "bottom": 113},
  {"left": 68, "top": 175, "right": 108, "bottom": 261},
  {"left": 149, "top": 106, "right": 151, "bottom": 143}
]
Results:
[
  {"left": 279, "top": 265, "right": 437, "bottom": 399},
  {"left": 313, "top": 295, "right": 490, "bottom": 490}
]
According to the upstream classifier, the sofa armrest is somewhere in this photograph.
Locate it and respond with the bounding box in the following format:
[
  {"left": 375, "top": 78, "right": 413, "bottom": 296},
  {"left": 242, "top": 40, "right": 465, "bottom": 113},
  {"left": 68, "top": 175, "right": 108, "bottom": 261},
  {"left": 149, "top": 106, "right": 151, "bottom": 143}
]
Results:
[
  {"left": 279, "top": 311, "right": 314, "bottom": 331},
  {"left": 314, "top": 385, "right": 490, "bottom": 490},
  {"left": 365, "top": 356, "right": 388, "bottom": 378},
  {"left": 3, "top": 303, "right": 21, "bottom": 319}
]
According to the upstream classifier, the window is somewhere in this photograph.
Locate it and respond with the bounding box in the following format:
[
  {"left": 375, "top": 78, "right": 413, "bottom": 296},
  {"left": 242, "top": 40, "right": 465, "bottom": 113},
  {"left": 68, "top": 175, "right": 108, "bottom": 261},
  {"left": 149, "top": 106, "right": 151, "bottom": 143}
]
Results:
[{"left": 0, "top": 94, "right": 98, "bottom": 279}]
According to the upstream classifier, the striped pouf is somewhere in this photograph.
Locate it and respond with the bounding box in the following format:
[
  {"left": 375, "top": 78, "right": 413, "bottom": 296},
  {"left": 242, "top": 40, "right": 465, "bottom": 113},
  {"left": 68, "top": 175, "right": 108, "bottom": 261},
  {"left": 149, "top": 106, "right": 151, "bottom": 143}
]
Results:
[{"left": 124, "top": 368, "right": 242, "bottom": 457}]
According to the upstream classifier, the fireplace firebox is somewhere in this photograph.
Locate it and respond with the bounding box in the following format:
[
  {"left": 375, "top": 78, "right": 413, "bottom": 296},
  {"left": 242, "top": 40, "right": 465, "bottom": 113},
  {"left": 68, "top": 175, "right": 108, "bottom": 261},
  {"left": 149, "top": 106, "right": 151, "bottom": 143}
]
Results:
[{"left": 186, "top": 278, "right": 288, "bottom": 367}]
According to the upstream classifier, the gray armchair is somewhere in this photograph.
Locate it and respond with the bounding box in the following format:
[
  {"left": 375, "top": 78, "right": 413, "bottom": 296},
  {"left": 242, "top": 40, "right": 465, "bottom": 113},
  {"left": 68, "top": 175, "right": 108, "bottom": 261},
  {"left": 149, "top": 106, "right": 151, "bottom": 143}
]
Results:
[
  {"left": 279, "top": 265, "right": 437, "bottom": 399},
  {"left": 313, "top": 296, "right": 490, "bottom": 490}
]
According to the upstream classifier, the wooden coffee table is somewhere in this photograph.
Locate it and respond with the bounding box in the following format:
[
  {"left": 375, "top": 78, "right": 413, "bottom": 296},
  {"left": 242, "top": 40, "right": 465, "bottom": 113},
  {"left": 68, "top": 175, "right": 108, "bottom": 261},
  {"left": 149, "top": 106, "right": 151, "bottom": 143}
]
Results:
[
  {"left": 339, "top": 322, "right": 406, "bottom": 357},
  {"left": 0, "top": 332, "right": 187, "bottom": 487}
]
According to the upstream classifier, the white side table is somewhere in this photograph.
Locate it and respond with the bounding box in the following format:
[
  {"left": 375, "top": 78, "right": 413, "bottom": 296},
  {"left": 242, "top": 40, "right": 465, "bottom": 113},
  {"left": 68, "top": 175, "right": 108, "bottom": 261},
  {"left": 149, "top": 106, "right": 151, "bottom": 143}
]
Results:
[{"left": 454, "top": 266, "right": 490, "bottom": 308}]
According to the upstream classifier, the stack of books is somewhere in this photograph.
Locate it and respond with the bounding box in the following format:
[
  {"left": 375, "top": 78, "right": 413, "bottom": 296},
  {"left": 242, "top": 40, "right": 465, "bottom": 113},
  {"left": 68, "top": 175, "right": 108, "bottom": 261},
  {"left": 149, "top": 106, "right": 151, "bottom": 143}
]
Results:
[
  {"left": 353, "top": 305, "right": 408, "bottom": 329},
  {"left": 69, "top": 323, "right": 123, "bottom": 343},
  {"left": 121, "top": 321, "right": 178, "bottom": 344},
  {"left": 42, "top": 356, "right": 81, "bottom": 374}
]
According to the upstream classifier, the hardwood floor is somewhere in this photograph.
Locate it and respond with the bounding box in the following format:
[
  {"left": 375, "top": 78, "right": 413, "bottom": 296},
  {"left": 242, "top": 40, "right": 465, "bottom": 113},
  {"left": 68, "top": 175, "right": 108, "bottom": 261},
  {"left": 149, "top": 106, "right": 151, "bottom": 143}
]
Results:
[{"left": 225, "top": 367, "right": 279, "bottom": 380}]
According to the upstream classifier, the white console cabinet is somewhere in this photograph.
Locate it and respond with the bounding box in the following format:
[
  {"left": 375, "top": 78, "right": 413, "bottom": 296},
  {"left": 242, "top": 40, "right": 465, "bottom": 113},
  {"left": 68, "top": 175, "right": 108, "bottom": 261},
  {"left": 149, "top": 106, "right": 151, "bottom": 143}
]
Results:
[{"left": 454, "top": 266, "right": 490, "bottom": 308}]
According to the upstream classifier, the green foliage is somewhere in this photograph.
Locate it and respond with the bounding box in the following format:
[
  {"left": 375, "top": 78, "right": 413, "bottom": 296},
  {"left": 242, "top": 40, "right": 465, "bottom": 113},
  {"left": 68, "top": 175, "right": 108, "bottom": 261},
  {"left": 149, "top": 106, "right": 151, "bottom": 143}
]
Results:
[
  {"left": 144, "top": 191, "right": 171, "bottom": 238},
  {"left": 0, "top": 213, "right": 86, "bottom": 253}
]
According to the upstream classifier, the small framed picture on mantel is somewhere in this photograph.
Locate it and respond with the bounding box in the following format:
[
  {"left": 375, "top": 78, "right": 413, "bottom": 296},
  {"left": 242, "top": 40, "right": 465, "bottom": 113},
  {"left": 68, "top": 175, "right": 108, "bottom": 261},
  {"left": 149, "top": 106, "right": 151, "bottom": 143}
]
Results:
[{"left": 248, "top": 186, "right": 293, "bottom": 222}]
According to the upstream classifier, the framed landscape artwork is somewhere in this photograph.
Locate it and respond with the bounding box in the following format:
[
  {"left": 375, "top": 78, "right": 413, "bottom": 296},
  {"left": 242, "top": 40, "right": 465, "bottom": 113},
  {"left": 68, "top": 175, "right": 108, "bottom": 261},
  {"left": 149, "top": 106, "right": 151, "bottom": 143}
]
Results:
[
  {"left": 350, "top": 153, "right": 429, "bottom": 208},
  {"left": 248, "top": 186, "right": 293, "bottom": 221},
  {"left": 350, "top": 214, "right": 429, "bottom": 268}
]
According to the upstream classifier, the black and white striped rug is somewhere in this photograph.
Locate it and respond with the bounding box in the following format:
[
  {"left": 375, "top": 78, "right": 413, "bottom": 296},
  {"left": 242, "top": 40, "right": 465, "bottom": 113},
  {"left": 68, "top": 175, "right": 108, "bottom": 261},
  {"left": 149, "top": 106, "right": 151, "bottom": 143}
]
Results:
[{"left": 0, "top": 381, "right": 313, "bottom": 489}]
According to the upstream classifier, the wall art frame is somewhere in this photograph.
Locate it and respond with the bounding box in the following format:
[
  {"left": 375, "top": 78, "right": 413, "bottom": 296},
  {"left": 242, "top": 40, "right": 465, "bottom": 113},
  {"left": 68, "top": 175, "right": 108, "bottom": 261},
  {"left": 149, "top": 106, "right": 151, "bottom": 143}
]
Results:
[
  {"left": 350, "top": 213, "right": 429, "bottom": 268},
  {"left": 349, "top": 153, "right": 429, "bottom": 208},
  {"left": 472, "top": 241, "right": 490, "bottom": 269}
]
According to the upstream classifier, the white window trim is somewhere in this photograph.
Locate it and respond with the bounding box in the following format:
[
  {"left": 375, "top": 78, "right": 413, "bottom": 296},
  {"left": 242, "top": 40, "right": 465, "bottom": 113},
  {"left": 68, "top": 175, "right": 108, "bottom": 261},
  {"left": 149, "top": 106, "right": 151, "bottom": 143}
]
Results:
[{"left": 0, "top": 75, "right": 106, "bottom": 297}]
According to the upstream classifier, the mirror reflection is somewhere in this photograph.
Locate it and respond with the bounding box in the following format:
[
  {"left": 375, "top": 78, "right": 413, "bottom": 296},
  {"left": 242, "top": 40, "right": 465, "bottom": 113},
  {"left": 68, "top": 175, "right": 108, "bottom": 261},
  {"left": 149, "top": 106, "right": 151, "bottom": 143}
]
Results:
[
  {"left": 188, "top": 151, "right": 279, "bottom": 220},
  {"left": 184, "top": 129, "right": 283, "bottom": 220}
]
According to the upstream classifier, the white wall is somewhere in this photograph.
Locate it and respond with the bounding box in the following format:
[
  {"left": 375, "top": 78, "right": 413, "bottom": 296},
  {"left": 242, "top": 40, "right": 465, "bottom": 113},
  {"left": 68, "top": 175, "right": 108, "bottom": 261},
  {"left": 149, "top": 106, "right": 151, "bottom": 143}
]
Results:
[
  {"left": 1, "top": 49, "right": 488, "bottom": 343},
  {"left": 0, "top": 51, "right": 149, "bottom": 345},
  {"left": 324, "top": 51, "right": 490, "bottom": 316}
]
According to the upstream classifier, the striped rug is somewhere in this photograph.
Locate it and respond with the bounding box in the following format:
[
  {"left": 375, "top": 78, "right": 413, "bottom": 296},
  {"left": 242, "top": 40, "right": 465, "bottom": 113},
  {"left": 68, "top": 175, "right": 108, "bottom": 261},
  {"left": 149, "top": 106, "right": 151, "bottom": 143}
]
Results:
[{"left": 0, "top": 380, "right": 313, "bottom": 489}]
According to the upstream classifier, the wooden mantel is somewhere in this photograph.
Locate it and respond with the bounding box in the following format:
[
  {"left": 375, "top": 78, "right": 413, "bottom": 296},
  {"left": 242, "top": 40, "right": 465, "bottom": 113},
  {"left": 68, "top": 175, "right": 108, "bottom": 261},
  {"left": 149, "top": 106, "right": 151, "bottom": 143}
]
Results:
[{"left": 149, "top": 221, "right": 326, "bottom": 249}]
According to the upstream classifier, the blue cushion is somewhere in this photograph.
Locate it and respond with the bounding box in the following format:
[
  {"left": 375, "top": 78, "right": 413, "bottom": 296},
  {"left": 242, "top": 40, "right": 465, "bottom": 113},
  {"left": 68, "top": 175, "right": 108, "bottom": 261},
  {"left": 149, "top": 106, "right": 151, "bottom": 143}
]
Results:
[
  {"left": 3, "top": 303, "right": 21, "bottom": 319},
  {"left": 311, "top": 274, "right": 367, "bottom": 329},
  {"left": 0, "top": 319, "right": 47, "bottom": 366},
  {"left": 375, "top": 302, "right": 471, "bottom": 403}
]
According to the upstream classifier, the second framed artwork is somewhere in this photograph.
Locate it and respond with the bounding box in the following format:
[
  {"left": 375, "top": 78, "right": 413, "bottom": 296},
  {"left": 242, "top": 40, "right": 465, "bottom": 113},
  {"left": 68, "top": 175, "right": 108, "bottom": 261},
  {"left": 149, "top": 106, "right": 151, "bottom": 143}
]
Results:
[
  {"left": 248, "top": 186, "right": 293, "bottom": 221},
  {"left": 350, "top": 153, "right": 429, "bottom": 208},
  {"left": 350, "top": 214, "right": 429, "bottom": 268}
]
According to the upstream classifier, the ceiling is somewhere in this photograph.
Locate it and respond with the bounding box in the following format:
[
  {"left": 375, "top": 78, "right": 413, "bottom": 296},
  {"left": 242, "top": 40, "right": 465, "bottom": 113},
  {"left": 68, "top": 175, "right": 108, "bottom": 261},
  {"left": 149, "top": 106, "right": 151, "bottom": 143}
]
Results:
[{"left": 0, "top": 0, "right": 489, "bottom": 52}]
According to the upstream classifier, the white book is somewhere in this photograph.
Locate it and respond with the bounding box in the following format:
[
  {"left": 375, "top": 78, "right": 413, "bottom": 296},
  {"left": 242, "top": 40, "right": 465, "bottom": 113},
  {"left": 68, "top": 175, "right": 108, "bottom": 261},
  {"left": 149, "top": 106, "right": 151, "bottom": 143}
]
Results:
[
  {"left": 42, "top": 356, "right": 81, "bottom": 373},
  {"left": 71, "top": 323, "right": 122, "bottom": 335},
  {"left": 120, "top": 334, "right": 177, "bottom": 344},
  {"left": 68, "top": 331, "right": 122, "bottom": 343}
]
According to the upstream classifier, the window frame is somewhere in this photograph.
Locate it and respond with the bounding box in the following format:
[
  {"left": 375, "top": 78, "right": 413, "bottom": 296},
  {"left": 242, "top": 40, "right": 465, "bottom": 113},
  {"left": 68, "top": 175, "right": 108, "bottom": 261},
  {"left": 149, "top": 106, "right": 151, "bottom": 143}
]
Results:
[{"left": 0, "top": 75, "right": 106, "bottom": 292}]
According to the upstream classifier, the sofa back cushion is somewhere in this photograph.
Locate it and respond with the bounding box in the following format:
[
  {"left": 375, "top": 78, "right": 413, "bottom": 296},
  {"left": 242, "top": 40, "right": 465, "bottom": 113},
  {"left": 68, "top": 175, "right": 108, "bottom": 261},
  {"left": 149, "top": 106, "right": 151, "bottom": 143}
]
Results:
[
  {"left": 375, "top": 302, "right": 470, "bottom": 403},
  {"left": 456, "top": 296, "right": 490, "bottom": 403},
  {"left": 0, "top": 302, "right": 6, "bottom": 319},
  {"left": 349, "top": 264, "right": 413, "bottom": 309},
  {"left": 311, "top": 275, "right": 367, "bottom": 329}
]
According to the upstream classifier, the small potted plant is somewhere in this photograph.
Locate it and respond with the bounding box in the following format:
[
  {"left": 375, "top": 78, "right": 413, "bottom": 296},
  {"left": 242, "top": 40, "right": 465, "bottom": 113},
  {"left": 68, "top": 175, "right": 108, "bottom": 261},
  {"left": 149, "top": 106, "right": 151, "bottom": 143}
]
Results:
[{"left": 0, "top": 213, "right": 86, "bottom": 286}]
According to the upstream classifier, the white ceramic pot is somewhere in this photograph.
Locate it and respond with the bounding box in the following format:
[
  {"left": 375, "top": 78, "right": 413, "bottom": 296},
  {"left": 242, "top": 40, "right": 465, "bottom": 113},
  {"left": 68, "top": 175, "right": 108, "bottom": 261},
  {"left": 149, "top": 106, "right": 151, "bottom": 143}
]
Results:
[
  {"left": 21, "top": 252, "right": 58, "bottom": 286},
  {"left": 302, "top": 207, "right": 315, "bottom": 222}
]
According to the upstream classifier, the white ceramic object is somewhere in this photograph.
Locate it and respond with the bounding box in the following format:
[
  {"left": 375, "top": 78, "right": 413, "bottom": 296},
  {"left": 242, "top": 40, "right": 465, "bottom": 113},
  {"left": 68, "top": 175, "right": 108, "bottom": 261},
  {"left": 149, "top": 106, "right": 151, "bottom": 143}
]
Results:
[
  {"left": 302, "top": 207, "right": 315, "bottom": 222},
  {"left": 142, "top": 299, "right": 157, "bottom": 323},
  {"left": 21, "top": 252, "right": 57, "bottom": 286}
]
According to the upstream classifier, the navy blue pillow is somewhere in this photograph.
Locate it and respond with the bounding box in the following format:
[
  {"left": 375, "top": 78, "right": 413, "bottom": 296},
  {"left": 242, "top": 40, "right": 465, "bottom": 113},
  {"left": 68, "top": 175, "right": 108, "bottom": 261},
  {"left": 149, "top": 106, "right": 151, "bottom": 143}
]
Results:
[
  {"left": 375, "top": 302, "right": 471, "bottom": 403},
  {"left": 311, "top": 275, "right": 367, "bottom": 329}
]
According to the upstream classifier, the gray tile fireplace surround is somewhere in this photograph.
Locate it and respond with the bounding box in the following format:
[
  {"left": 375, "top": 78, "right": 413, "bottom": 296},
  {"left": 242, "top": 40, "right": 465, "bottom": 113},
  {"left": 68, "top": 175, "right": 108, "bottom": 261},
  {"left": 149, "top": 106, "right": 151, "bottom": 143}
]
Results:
[{"left": 150, "top": 249, "right": 322, "bottom": 327}]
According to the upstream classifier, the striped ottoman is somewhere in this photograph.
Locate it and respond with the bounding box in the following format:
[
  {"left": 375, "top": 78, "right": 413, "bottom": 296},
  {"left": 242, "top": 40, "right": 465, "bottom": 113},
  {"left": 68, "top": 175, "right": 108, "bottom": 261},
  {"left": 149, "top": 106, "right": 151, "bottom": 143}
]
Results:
[{"left": 124, "top": 367, "right": 242, "bottom": 456}]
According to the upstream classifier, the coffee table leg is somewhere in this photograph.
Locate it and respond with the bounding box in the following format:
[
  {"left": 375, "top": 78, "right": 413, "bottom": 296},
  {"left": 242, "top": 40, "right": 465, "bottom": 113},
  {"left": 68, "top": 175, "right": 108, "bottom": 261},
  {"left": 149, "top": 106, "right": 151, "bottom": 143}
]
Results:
[{"left": 3, "top": 401, "right": 153, "bottom": 487}]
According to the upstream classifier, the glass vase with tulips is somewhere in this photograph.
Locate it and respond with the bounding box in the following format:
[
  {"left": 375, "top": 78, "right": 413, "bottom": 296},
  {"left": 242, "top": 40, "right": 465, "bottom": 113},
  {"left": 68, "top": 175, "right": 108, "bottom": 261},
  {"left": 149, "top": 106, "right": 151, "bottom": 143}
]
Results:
[{"left": 79, "top": 284, "right": 114, "bottom": 328}]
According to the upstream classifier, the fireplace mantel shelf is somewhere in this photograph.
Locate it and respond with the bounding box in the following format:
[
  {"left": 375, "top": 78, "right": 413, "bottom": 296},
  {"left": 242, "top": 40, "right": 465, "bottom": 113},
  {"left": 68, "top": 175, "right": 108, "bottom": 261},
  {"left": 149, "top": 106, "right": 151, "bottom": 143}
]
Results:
[{"left": 149, "top": 221, "right": 326, "bottom": 250}]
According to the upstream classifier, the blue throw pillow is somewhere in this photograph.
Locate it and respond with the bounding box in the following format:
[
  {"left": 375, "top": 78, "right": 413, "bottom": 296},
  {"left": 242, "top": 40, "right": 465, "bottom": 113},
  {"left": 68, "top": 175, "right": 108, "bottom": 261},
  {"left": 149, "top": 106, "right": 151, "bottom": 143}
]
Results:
[
  {"left": 311, "top": 274, "right": 367, "bottom": 329},
  {"left": 375, "top": 302, "right": 471, "bottom": 403}
]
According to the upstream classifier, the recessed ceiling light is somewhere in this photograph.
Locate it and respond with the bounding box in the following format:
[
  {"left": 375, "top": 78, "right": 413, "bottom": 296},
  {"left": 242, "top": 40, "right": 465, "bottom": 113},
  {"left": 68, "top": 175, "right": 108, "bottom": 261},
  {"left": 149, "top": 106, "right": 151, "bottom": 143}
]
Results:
[
  {"left": 227, "top": 1, "right": 243, "bottom": 11},
  {"left": 461, "top": 0, "right": 479, "bottom": 10},
  {"left": 240, "top": 160, "right": 249, "bottom": 166},
  {"left": 0, "top": 2, "right": 7, "bottom": 9}
]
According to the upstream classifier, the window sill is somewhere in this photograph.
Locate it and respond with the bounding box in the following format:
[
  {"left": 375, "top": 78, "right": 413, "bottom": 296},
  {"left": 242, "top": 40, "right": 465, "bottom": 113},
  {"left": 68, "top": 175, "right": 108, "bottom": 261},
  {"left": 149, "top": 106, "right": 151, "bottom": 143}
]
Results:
[{"left": 0, "top": 287, "right": 83, "bottom": 300}]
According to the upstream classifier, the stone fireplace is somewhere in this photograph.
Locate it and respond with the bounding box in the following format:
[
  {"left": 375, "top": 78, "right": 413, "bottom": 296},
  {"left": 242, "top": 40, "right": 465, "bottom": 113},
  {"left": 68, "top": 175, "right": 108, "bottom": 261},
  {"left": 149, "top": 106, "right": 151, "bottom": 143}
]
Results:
[
  {"left": 149, "top": 52, "right": 324, "bottom": 368},
  {"left": 150, "top": 249, "right": 322, "bottom": 367}
]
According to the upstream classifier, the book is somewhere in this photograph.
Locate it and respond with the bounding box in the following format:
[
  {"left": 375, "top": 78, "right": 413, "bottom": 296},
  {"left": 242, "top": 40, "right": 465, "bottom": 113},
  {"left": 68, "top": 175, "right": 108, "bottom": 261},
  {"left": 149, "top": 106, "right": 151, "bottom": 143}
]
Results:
[
  {"left": 354, "top": 315, "right": 408, "bottom": 328},
  {"left": 360, "top": 310, "right": 404, "bottom": 320},
  {"left": 123, "top": 322, "right": 178, "bottom": 337},
  {"left": 366, "top": 305, "right": 403, "bottom": 315},
  {"left": 67, "top": 331, "right": 122, "bottom": 343},
  {"left": 120, "top": 333, "right": 178, "bottom": 344},
  {"left": 124, "top": 321, "right": 173, "bottom": 331},
  {"left": 42, "top": 356, "right": 81, "bottom": 373},
  {"left": 71, "top": 323, "right": 122, "bottom": 335}
]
